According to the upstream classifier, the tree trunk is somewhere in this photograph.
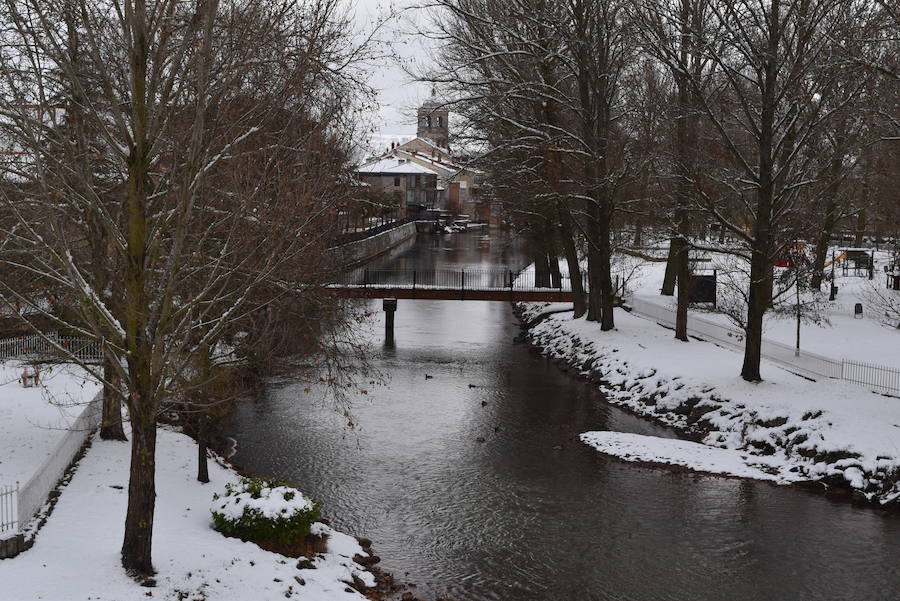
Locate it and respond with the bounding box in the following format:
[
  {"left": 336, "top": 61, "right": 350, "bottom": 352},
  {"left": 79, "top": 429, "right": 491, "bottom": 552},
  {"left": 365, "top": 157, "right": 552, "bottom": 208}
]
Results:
[
  {"left": 561, "top": 222, "right": 586, "bottom": 318},
  {"left": 122, "top": 12, "right": 155, "bottom": 570},
  {"left": 533, "top": 249, "right": 551, "bottom": 288},
  {"left": 197, "top": 416, "right": 209, "bottom": 484},
  {"left": 598, "top": 209, "right": 615, "bottom": 331},
  {"left": 674, "top": 235, "right": 690, "bottom": 341},
  {"left": 811, "top": 196, "right": 838, "bottom": 290},
  {"left": 661, "top": 240, "right": 677, "bottom": 295},
  {"left": 548, "top": 252, "right": 562, "bottom": 288},
  {"left": 586, "top": 210, "right": 603, "bottom": 323},
  {"left": 855, "top": 205, "right": 867, "bottom": 248},
  {"left": 100, "top": 358, "right": 127, "bottom": 441},
  {"left": 741, "top": 251, "right": 768, "bottom": 382},
  {"left": 121, "top": 403, "right": 157, "bottom": 575}
]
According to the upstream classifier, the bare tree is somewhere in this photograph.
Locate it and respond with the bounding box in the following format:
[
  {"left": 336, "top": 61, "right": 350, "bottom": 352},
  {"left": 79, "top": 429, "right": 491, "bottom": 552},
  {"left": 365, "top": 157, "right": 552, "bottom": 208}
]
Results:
[
  {"left": 0, "top": 0, "right": 371, "bottom": 575},
  {"left": 635, "top": 0, "right": 869, "bottom": 380},
  {"left": 426, "top": 0, "right": 636, "bottom": 326}
]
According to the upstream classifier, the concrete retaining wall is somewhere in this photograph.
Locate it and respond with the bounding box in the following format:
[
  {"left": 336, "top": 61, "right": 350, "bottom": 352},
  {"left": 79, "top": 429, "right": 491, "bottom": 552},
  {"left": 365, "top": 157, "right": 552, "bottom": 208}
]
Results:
[
  {"left": 0, "top": 533, "right": 27, "bottom": 559},
  {"left": 329, "top": 221, "right": 418, "bottom": 267}
]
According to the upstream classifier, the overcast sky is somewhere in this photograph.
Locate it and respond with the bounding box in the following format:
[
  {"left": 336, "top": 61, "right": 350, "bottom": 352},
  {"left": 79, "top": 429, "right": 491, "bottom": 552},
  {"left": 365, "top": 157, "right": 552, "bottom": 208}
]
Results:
[{"left": 350, "top": 0, "right": 436, "bottom": 135}]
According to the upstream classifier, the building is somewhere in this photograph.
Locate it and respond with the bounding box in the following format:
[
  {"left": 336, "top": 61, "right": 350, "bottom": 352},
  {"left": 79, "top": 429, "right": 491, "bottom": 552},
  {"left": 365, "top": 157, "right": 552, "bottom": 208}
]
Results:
[
  {"left": 355, "top": 155, "right": 440, "bottom": 217},
  {"left": 414, "top": 96, "right": 450, "bottom": 149},
  {"left": 356, "top": 94, "right": 493, "bottom": 222}
]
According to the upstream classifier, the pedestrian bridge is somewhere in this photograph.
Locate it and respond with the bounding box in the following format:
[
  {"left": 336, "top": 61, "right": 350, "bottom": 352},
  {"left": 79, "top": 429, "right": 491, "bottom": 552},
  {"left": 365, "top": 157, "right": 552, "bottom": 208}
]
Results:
[{"left": 328, "top": 267, "right": 581, "bottom": 302}]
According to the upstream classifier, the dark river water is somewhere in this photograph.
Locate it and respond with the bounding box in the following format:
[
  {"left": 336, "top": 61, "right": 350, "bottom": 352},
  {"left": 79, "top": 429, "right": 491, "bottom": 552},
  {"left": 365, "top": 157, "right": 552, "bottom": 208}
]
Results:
[{"left": 226, "top": 231, "right": 900, "bottom": 601}]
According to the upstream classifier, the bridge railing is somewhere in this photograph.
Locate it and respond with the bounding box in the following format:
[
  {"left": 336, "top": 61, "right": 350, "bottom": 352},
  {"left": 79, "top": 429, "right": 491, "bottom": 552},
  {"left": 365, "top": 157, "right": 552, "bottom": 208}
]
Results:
[{"left": 334, "top": 267, "right": 588, "bottom": 292}]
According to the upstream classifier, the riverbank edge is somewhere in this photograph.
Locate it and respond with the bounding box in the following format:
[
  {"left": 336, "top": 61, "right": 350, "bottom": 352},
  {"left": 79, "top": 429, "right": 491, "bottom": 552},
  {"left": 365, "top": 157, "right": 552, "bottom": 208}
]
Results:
[
  {"left": 171, "top": 424, "right": 411, "bottom": 601},
  {"left": 513, "top": 302, "right": 900, "bottom": 508}
]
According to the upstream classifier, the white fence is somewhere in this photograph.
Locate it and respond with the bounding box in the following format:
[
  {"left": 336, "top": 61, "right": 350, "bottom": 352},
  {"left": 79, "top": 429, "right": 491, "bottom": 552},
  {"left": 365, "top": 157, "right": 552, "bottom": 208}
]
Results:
[
  {"left": 0, "top": 484, "right": 17, "bottom": 536},
  {"left": 628, "top": 296, "right": 899, "bottom": 395},
  {"left": 0, "top": 332, "right": 103, "bottom": 364},
  {"left": 0, "top": 393, "right": 102, "bottom": 537}
]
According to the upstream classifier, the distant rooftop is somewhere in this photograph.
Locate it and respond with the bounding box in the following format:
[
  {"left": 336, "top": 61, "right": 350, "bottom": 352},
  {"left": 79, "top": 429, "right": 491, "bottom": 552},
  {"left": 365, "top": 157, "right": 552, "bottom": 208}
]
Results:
[{"left": 357, "top": 155, "right": 440, "bottom": 175}]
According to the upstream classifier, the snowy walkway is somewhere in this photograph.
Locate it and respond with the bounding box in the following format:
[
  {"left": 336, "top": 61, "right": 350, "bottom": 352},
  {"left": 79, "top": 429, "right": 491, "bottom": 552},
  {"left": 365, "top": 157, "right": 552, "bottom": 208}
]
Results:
[
  {"left": 0, "top": 428, "right": 375, "bottom": 601},
  {"left": 624, "top": 246, "right": 900, "bottom": 369},
  {"left": 0, "top": 363, "right": 100, "bottom": 486}
]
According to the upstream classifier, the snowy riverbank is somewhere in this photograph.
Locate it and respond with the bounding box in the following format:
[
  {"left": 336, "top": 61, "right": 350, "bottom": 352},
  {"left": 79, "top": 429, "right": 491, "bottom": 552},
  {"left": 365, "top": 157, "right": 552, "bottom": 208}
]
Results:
[
  {"left": 518, "top": 302, "right": 900, "bottom": 505},
  {"left": 0, "top": 426, "right": 378, "bottom": 601}
]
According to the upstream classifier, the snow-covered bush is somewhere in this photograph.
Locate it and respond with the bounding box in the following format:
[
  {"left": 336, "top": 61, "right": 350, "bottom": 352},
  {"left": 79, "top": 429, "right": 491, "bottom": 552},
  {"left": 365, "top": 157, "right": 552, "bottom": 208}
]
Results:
[{"left": 211, "top": 477, "right": 322, "bottom": 548}]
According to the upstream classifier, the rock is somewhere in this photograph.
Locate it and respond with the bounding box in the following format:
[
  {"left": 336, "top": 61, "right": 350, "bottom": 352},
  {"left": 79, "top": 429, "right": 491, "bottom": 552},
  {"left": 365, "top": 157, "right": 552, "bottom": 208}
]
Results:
[
  {"left": 293, "top": 576, "right": 305, "bottom": 586},
  {"left": 296, "top": 558, "right": 316, "bottom": 570},
  {"left": 344, "top": 587, "right": 355, "bottom": 593},
  {"left": 353, "top": 553, "right": 380, "bottom": 566},
  {"left": 355, "top": 536, "right": 373, "bottom": 549},
  {"left": 851, "top": 489, "right": 871, "bottom": 504},
  {"left": 351, "top": 574, "right": 368, "bottom": 593},
  {"left": 401, "top": 593, "right": 417, "bottom": 601}
]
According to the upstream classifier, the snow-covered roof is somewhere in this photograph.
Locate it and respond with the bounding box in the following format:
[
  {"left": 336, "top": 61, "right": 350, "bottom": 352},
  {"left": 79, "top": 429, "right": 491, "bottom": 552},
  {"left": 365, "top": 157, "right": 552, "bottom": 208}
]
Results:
[
  {"left": 405, "top": 137, "right": 448, "bottom": 154},
  {"left": 394, "top": 148, "right": 485, "bottom": 176},
  {"left": 356, "top": 155, "right": 440, "bottom": 176},
  {"left": 394, "top": 150, "right": 459, "bottom": 172}
]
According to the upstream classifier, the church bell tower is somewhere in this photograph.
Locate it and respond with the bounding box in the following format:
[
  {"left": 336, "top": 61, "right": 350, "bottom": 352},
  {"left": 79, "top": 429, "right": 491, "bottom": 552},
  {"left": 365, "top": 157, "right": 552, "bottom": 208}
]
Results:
[{"left": 416, "top": 91, "right": 449, "bottom": 148}]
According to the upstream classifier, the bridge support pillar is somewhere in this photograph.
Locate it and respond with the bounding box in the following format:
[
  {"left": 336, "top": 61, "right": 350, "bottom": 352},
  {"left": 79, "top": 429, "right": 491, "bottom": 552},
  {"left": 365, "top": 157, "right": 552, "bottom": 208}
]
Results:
[{"left": 383, "top": 297, "right": 397, "bottom": 343}]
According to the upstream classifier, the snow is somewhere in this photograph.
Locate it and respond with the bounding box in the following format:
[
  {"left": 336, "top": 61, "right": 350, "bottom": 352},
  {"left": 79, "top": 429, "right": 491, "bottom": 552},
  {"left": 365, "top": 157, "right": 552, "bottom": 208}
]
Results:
[
  {"left": 212, "top": 482, "right": 315, "bottom": 521},
  {"left": 356, "top": 155, "right": 440, "bottom": 175},
  {"left": 580, "top": 431, "right": 801, "bottom": 482},
  {"left": 522, "top": 303, "right": 900, "bottom": 503},
  {"left": 624, "top": 246, "right": 900, "bottom": 368},
  {"left": 0, "top": 427, "right": 375, "bottom": 600},
  {"left": 0, "top": 363, "right": 100, "bottom": 485}
]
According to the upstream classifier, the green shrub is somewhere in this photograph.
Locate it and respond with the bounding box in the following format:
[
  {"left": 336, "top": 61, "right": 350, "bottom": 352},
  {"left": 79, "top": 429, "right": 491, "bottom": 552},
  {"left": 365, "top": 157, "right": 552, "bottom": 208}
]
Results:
[{"left": 210, "top": 476, "right": 321, "bottom": 547}]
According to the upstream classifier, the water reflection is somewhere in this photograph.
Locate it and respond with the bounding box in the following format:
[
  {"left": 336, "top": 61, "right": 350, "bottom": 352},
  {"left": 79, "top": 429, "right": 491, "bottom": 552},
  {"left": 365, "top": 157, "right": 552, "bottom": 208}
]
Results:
[{"left": 227, "top": 231, "right": 900, "bottom": 601}]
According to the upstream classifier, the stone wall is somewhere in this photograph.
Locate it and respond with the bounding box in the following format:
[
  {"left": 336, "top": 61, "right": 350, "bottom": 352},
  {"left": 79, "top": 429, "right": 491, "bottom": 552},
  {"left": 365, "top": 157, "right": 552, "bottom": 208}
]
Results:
[{"left": 329, "top": 220, "right": 418, "bottom": 267}]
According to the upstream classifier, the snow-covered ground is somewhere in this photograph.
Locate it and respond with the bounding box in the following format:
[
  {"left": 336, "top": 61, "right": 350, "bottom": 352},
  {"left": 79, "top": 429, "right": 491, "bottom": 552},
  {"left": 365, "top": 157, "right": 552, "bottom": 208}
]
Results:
[
  {"left": 0, "top": 427, "right": 375, "bottom": 601},
  {"left": 520, "top": 302, "right": 900, "bottom": 504},
  {"left": 623, "top": 246, "right": 900, "bottom": 368},
  {"left": 580, "top": 431, "right": 797, "bottom": 482},
  {"left": 0, "top": 362, "right": 100, "bottom": 486}
]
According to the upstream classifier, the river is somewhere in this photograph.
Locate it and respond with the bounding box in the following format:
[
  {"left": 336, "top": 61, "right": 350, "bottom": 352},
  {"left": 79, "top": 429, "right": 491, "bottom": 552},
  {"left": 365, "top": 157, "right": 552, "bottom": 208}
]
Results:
[{"left": 226, "top": 230, "right": 900, "bottom": 601}]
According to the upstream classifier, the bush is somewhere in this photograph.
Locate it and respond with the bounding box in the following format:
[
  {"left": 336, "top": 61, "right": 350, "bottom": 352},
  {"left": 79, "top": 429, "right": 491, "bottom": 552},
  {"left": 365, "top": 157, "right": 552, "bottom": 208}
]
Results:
[{"left": 211, "top": 477, "right": 322, "bottom": 548}]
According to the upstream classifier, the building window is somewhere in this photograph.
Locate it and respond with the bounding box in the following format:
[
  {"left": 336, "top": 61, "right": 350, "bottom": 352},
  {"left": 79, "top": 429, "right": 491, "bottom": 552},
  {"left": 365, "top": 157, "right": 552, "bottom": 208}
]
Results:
[
  {"left": 394, "top": 176, "right": 400, "bottom": 187},
  {"left": 426, "top": 116, "right": 432, "bottom": 127},
  {"left": 437, "top": 116, "right": 443, "bottom": 127}
]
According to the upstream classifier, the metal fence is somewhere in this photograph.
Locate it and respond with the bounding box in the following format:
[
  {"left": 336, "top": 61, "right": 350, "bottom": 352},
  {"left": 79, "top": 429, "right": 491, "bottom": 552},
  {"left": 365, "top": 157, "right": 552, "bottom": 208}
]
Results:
[
  {"left": 11, "top": 392, "right": 102, "bottom": 536},
  {"left": 628, "top": 295, "right": 898, "bottom": 395},
  {"left": 335, "top": 267, "right": 633, "bottom": 296},
  {"left": 842, "top": 359, "right": 900, "bottom": 396},
  {"left": 337, "top": 267, "right": 586, "bottom": 292},
  {"left": 0, "top": 332, "right": 103, "bottom": 364},
  {"left": 1, "top": 483, "right": 17, "bottom": 536}
]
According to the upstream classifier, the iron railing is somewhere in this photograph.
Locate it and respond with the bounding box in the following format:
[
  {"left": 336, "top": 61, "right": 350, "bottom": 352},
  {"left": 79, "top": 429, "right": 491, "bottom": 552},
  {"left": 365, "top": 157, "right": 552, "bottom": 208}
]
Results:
[
  {"left": 336, "top": 267, "right": 573, "bottom": 291},
  {"left": 0, "top": 483, "right": 17, "bottom": 535},
  {"left": 842, "top": 359, "right": 900, "bottom": 396},
  {"left": 0, "top": 332, "right": 103, "bottom": 364},
  {"left": 328, "top": 217, "right": 416, "bottom": 248},
  {"left": 628, "top": 295, "right": 899, "bottom": 396},
  {"left": 333, "top": 267, "right": 632, "bottom": 296}
]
